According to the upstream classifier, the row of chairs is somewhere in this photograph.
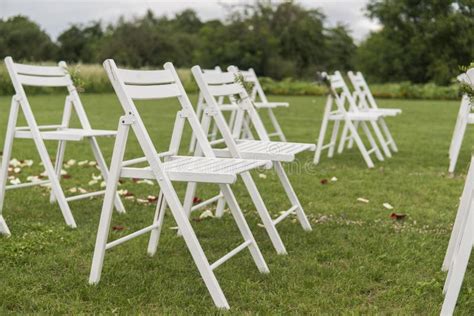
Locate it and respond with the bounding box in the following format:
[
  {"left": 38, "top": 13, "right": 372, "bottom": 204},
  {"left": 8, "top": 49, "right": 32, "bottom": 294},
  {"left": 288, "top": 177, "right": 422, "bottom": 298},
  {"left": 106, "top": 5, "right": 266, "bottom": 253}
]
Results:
[{"left": 0, "top": 56, "right": 399, "bottom": 309}]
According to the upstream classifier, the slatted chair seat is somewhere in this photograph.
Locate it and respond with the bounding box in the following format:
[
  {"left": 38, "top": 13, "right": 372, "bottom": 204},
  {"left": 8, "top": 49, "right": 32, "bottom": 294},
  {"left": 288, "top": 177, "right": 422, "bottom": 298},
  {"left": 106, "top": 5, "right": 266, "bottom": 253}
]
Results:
[
  {"left": 328, "top": 112, "right": 384, "bottom": 121},
  {"left": 362, "top": 108, "right": 401, "bottom": 116},
  {"left": 15, "top": 128, "right": 117, "bottom": 141},
  {"left": 253, "top": 101, "right": 289, "bottom": 109},
  {"left": 121, "top": 156, "right": 271, "bottom": 184},
  {"left": 213, "top": 140, "right": 314, "bottom": 162}
]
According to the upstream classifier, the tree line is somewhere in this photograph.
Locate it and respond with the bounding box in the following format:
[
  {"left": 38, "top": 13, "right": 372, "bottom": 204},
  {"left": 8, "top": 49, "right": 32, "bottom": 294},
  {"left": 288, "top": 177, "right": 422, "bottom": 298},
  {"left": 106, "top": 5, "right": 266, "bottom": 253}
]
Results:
[{"left": 0, "top": 0, "right": 472, "bottom": 85}]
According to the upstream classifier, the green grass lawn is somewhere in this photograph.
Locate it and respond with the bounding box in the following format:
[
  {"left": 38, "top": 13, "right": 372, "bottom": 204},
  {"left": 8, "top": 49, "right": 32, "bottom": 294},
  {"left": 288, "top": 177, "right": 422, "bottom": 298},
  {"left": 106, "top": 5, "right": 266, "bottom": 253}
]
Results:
[{"left": 0, "top": 92, "right": 472, "bottom": 314}]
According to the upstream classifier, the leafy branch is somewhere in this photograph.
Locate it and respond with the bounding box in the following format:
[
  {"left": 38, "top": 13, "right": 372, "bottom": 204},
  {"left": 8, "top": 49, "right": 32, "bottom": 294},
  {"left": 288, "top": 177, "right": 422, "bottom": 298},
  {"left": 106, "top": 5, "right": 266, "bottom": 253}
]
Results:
[
  {"left": 233, "top": 73, "right": 255, "bottom": 103},
  {"left": 61, "top": 64, "right": 85, "bottom": 93}
]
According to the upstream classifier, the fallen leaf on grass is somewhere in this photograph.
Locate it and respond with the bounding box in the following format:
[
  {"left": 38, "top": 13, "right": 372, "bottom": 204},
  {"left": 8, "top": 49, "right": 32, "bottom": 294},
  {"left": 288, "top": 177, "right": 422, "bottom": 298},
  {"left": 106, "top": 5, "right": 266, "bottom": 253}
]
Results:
[
  {"left": 390, "top": 212, "right": 406, "bottom": 220},
  {"left": 193, "top": 197, "right": 202, "bottom": 204},
  {"left": 383, "top": 203, "right": 394, "bottom": 210},
  {"left": 112, "top": 225, "right": 125, "bottom": 231},
  {"left": 320, "top": 179, "right": 328, "bottom": 185},
  {"left": 357, "top": 197, "right": 369, "bottom": 203},
  {"left": 62, "top": 174, "right": 72, "bottom": 179}
]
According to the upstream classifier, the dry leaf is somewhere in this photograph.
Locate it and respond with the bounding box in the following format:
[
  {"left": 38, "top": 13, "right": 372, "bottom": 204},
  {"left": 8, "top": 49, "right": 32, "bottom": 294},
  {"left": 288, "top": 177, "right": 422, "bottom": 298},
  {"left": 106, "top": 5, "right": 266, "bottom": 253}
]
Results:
[
  {"left": 390, "top": 212, "right": 406, "bottom": 220},
  {"left": 112, "top": 225, "right": 125, "bottom": 231},
  {"left": 320, "top": 179, "right": 328, "bottom": 185},
  {"left": 193, "top": 197, "right": 202, "bottom": 204}
]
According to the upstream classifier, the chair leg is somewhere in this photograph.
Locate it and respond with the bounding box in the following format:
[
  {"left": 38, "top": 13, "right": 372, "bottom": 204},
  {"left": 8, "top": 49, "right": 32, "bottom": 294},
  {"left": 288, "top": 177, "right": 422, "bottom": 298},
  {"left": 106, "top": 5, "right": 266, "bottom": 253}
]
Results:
[
  {"left": 89, "top": 137, "right": 126, "bottom": 213},
  {"left": 347, "top": 121, "right": 359, "bottom": 149},
  {"left": 360, "top": 121, "right": 384, "bottom": 161},
  {"left": 370, "top": 121, "right": 392, "bottom": 158},
  {"left": 441, "top": 211, "right": 474, "bottom": 316},
  {"left": 89, "top": 121, "right": 129, "bottom": 284},
  {"left": 50, "top": 140, "right": 67, "bottom": 204},
  {"left": 267, "top": 108, "right": 286, "bottom": 142},
  {"left": 219, "top": 184, "right": 269, "bottom": 273},
  {"left": 328, "top": 120, "right": 340, "bottom": 158},
  {"left": 337, "top": 122, "right": 350, "bottom": 154},
  {"left": 215, "top": 196, "right": 226, "bottom": 218},
  {"left": 240, "top": 172, "right": 287, "bottom": 254},
  {"left": 0, "top": 98, "right": 19, "bottom": 235},
  {"left": 346, "top": 120, "right": 375, "bottom": 168},
  {"left": 147, "top": 191, "right": 167, "bottom": 256},
  {"left": 314, "top": 98, "right": 331, "bottom": 164},
  {"left": 449, "top": 121, "right": 467, "bottom": 173},
  {"left": 379, "top": 118, "right": 398, "bottom": 152},
  {"left": 183, "top": 182, "right": 197, "bottom": 219},
  {"left": 273, "top": 162, "right": 312, "bottom": 231}
]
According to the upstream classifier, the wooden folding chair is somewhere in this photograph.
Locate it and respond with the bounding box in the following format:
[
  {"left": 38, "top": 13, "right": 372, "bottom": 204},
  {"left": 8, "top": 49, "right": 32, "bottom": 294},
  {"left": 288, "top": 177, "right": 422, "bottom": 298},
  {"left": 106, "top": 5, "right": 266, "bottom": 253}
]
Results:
[
  {"left": 0, "top": 57, "right": 124, "bottom": 236},
  {"left": 236, "top": 67, "right": 288, "bottom": 142},
  {"left": 448, "top": 70, "right": 474, "bottom": 173},
  {"left": 90, "top": 59, "right": 271, "bottom": 309},
  {"left": 189, "top": 65, "right": 314, "bottom": 255},
  {"left": 313, "top": 71, "right": 387, "bottom": 168},
  {"left": 441, "top": 156, "right": 474, "bottom": 315},
  {"left": 345, "top": 71, "right": 400, "bottom": 153}
]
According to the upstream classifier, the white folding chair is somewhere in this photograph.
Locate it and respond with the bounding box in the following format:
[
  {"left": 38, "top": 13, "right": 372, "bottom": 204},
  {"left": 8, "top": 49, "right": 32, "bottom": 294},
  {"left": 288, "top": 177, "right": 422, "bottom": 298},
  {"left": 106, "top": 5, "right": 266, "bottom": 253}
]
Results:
[
  {"left": 90, "top": 60, "right": 271, "bottom": 309},
  {"left": 313, "top": 71, "right": 388, "bottom": 168},
  {"left": 236, "top": 68, "right": 288, "bottom": 142},
  {"left": 448, "top": 70, "right": 474, "bottom": 173},
  {"left": 345, "top": 71, "right": 400, "bottom": 153},
  {"left": 0, "top": 57, "right": 124, "bottom": 236},
  {"left": 189, "top": 65, "right": 314, "bottom": 255},
  {"left": 441, "top": 156, "right": 474, "bottom": 315}
]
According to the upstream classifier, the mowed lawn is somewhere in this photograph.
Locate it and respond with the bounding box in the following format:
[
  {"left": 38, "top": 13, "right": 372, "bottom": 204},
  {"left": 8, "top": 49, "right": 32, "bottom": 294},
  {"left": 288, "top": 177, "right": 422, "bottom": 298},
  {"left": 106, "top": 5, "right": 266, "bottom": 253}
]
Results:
[{"left": 0, "top": 92, "right": 472, "bottom": 314}]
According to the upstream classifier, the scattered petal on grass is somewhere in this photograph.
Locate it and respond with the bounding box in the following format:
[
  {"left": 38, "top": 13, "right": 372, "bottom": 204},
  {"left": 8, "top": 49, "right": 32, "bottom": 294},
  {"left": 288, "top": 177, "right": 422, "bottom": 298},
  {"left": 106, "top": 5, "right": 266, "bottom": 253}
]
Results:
[
  {"left": 193, "top": 197, "right": 202, "bottom": 204},
  {"left": 78, "top": 187, "right": 87, "bottom": 194},
  {"left": 330, "top": 176, "right": 338, "bottom": 182},
  {"left": 88, "top": 180, "right": 98, "bottom": 186},
  {"left": 24, "top": 160, "right": 33, "bottom": 167},
  {"left": 314, "top": 215, "right": 329, "bottom": 224},
  {"left": 100, "top": 181, "right": 106, "bottom": 188},
  {"left": 136, "top": 198, "right": 148, "bottom": 204},
  {"left": 383, "top": 203, "right": 394, "bottom": 210},
  {"left": 9, "top": 159, "right": 21, "bottom": 167},
  {"left": 147, "top": 195, "right": 158, "bottom": 202},
  {"left": 390, "top": 212, "right": 406, "bottom": 220},
  {"left": 124, "top": 196, "right": 135, "bottom": 200},
  {"left": 320, "top": 178, "right": 328, "bottom": 185},
  {"left": 88, "top": 161, "right": 97, "bottom": 166},
  {"left": 169, "top": 226, "right": 179, "bottom": 230},
  {"left": 259, "top": 173, "right": 267, "bottom": 179},
  {"left": 9, "top": 178, "right": 21, "bottom": 185},
  {"left": 199, "top": 210, "right": 214, "bottom": 219},
  {"left": 117, "top": 189, "right": 128, "bottom": 196},
  {"left": 112, "top": 225, "right": 125, "bottom": 231},
  {"left": 137, "top": 179, "right": 154, "bottom": 186},
  {"left": 66, "top": 159, "right": 76, "bottom": 167},
  {"left": 68, "top": 187, "right": 78, "bottom": 193},
  {"left": 357, "top": 197, "right": 369, "bottom": 203},
  {"left": 123, "top": 191, "right": 134, "bottom": 197},
  {"left": 92, "top": 174, "right": 102, "bottom": 181},
  {"left": 13, "top": 167, "right": 21, "bottom": 174},
  {"left": 78, "top": 160, "right": 89, "bottom": 166},
  {"left": 27, "top": 176, "right": 41, "bottom": 183},
  {"left": 60, "top": 169, "right": 68, "bottom": 176},
  {"left": 257, "top": 223, "right": 265, "bottom": 228}
]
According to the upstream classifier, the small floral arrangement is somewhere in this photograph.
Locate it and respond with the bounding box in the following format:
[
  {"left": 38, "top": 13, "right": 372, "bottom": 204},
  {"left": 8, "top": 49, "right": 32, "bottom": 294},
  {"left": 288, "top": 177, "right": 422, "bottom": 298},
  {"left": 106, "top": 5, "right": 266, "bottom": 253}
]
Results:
[
  {"left": 233, "top": 73, "right": 254, "bottom": 103},
  {"left": 459, "top": 62, "right": 474, "bottom": 101},
  {"left": 61, "top": 64, "right": 85, "bottom": 93}
]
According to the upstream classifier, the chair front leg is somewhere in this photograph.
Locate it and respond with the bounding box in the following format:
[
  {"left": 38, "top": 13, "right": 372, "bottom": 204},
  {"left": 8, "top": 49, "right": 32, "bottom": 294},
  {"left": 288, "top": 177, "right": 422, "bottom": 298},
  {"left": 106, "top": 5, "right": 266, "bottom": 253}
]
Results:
[
  {"left": 50, "top": 140, "right": 67, "bottom": 204},
  {"left": 147, "top": 191, "right": 167, "bottom": 256}
]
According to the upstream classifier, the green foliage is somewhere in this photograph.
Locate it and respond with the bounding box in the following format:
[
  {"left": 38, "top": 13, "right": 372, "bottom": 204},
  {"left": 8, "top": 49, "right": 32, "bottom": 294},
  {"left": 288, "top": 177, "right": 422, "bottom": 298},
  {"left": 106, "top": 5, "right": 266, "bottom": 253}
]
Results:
[
  {"left": 459, "top": 62, "right": 474, "bottom": 100},
  {"left": 357, "top": 0, "right": 474, "bottom": 85}
]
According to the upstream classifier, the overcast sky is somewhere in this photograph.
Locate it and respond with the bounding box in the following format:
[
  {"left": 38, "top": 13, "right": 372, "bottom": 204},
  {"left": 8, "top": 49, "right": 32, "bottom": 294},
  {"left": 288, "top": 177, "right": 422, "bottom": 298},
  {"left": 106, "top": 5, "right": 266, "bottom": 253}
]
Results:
[{"left": 0, "top": 0, "right": 380, "bottom": 42}]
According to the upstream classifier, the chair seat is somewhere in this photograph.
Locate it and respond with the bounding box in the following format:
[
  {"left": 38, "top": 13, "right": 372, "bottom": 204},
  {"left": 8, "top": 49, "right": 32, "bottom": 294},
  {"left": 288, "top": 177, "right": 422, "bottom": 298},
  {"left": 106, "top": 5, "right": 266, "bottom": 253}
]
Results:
[
  {"left": 360, "top": 108, "right": 402, "bottom": 117},
  {"left": 329, "top": 112, "right": 383, "bottom": 121},
  {"left": 15, "top": 128, "right": 117, "bottom": 141},
  {"left": 120, "top": 156, "right": 272, "bottom": 184},
  {"left": 254, "top": 102, "right": 289, "bottom": 109},
  {"left": 213, "top": 140, "right": 315, "bottom": 162}
]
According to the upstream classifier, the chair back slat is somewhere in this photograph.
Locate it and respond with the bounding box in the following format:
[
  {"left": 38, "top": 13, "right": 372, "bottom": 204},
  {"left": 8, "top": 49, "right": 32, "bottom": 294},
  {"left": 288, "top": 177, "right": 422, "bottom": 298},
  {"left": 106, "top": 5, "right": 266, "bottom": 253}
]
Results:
[
  {"left": 124, "top": 83, "right": 182, "bottom": 100},
  {"left": 207, "top": 83, "right": 243, "bottom": 97},
  {"left": 14, "top": 63, "right": 66, "bottom": 77},
  {"left": 17, "top": 74, "right": 70, "bottom": 87},
  {"left": 116, "top": 68, "right": 175, "bottom": 85},
  {"left": 202, "top": 72, "right": 235, "bottom": 85}
]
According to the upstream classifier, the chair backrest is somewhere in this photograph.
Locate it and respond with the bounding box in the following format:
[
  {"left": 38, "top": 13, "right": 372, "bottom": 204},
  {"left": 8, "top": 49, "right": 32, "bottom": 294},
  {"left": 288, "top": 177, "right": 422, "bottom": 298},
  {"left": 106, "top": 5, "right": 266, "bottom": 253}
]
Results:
[
  {"left": 458, "top": 69, "right": 474, "bottom": 87},
  {"left": 192, "top": 65, "right": 271, "bottom": 142},
  {"left": 104, "top": 59, "right": 217, "bottom": 161},
  {"left": 347, "top": 71, "right": 378, "bottom": 110},
  {"left": 234, "top": 67, "right": 268, "bottom": 103},
  {"left": 4, "top": 56, "right": 94, "bottom": 129},
  {"left": 324, "top": 71, "right": 359, "bottom": 113}
]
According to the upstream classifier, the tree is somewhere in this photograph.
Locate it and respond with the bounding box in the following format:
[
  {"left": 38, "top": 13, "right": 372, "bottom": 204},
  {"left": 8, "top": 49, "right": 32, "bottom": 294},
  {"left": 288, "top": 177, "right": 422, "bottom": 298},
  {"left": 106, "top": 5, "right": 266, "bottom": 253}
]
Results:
[
  {"left": 357, "top": 0, "right": 474, "bottom": 84},
  {"left": 57, "top": 22, "right": 103, "bottom": 63},
  {"left": 0, "top": 16, "right": 57, "bottom": 61}
]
